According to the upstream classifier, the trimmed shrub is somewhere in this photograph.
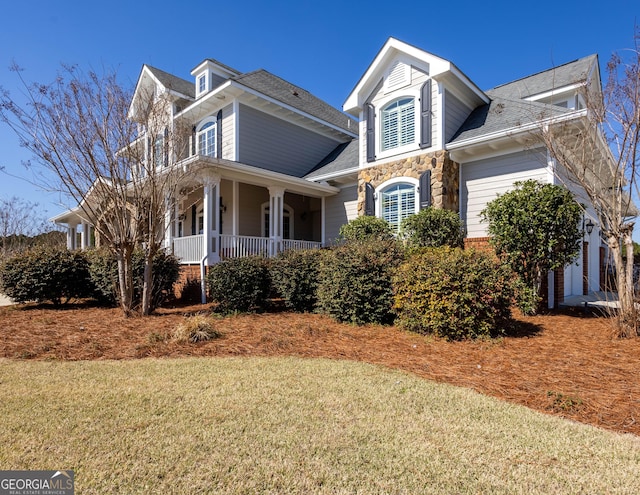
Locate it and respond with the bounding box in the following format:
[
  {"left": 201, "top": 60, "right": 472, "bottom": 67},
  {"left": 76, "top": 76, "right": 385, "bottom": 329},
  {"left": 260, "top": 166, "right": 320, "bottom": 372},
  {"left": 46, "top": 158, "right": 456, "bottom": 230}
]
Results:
[
  {"left": 87, "top": 249, "right": 181, "bottom": 310},
  {"left": 0, "top": 247, "right": 94, "bottom": 305},
  {"left": 393, "top": 247, "right": 513, "bottom": 340},
  {"left": 206, "top": 256, "right": 271, "bottom": 314},
  {"left": 317, "top": 239, "right": 403, "bottom": 325},
  {"left": 270, "top": 248, "right": 324, "bottom": 312},
  {"left": 338, "top": 215, "right": 394, "bottom": 242},
  {"left": 400, "top": 207, "right": 464, "bottom": 249}
]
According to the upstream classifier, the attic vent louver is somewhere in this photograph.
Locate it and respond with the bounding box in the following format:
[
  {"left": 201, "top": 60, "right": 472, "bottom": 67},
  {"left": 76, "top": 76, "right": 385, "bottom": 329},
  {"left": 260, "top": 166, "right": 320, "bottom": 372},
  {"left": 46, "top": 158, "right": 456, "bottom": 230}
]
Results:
[{"left": 385, "top": 60, "right": 410, "bottom": 93}]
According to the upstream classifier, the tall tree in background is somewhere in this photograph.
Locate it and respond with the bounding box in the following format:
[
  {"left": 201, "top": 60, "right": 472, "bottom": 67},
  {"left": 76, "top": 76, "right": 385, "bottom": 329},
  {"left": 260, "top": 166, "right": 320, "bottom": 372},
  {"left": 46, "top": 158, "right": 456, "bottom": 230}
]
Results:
[
  {"left": 0, "top": 64, "right": 190, "bottom": 315},
  {"left": 540, "top": 29, "right": 640, "bottom": 336},
  {"left": 0, "top": 196, "right": 50, "bottom": 256}
]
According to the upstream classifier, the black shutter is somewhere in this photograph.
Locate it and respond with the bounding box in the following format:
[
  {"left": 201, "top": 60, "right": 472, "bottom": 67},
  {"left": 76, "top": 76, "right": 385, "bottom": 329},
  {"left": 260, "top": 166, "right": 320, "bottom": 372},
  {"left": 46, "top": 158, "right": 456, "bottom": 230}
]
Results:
[
  {"left": 191, "top": 204, "right": 197, "bottom": 235},
  {"left": 216, "top": 110, "right": 223, "bottom": 158},
  {"left": 365, "top": 103, "right": 376, "bottom": 162},
  {"left": 364, "top": 182, "right": 375, "bottom": 216},
  {"left": 419, "top": 170, "right": 431, "bottom": 209},
  {"left": 191, "top": 125, "right": 196, "bottom": 156},
  {"left": 420, "top": 80, "right": 432, "bottom": 149}
]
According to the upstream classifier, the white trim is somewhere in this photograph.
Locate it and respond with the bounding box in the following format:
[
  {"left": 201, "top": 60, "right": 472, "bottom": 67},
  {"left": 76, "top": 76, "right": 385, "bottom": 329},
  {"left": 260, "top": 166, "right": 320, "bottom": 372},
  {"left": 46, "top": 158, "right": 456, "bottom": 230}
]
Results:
[
  {"left": 375, "top": 177, "right": 419, "bottom": 231},
  {"left": 375, "top": 89, "right": 421, "bottom": 161},
  {"left": 524, "top": 83, "right": 583, "bottom": 103}
]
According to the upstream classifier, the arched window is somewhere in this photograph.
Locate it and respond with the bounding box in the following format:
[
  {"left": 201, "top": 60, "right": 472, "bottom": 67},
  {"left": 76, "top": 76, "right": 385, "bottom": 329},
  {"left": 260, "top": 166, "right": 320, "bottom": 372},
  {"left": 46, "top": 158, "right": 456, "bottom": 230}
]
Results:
[
  {"left": 197, "top": 120, "right": 216, "bottom": 157},
  {"left": 380, "top": 182, "right": 417, "bottom": 232},
  {"left": 381, "top": 97, "right": 415, "bottom": 151}
]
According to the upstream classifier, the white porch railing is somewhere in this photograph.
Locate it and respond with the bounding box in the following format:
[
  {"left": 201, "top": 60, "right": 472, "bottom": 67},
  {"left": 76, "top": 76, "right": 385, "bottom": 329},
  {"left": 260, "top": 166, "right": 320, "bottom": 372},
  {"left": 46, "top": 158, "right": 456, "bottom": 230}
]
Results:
[
  {"left": 172, "top": 234, "right": 204, "bottom": 263},
  {"left": 220, "top": 235, "right": 270, "bottom": 259},
  {"left": 172, "top": 234, "right": 322, "bottom": 263},
  {"left": 281, "top": 239, "right": 322, "bottom": 251}
]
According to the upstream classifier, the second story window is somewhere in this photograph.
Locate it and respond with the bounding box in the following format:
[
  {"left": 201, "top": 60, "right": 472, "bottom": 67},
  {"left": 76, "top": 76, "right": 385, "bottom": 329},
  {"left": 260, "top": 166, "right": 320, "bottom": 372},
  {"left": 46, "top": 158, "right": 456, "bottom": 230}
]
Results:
[
  {"left": 153, "top": 134, "right": 165, "bottom": 168},
  {"left": 198, "top": 74, "right": 207, "bottom": 95},
  {"left": 197, "top": 121, "right": 217, "bottom": 157},
  {"left": 381, "top": 97, "right": 415, "bottom": 151}
]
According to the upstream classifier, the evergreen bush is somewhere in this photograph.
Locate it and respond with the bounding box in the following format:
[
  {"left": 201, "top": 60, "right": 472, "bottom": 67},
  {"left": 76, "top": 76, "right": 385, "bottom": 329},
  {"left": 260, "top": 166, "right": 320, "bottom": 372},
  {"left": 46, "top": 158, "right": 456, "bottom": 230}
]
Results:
[
  {"left": 0, "top": 247, "right": 93, "bottom": 305},
  {"left": 400, "top": 207, "right": 464, "bottom": 249},
  {"left": 393, "top": 247, "right": 513, "bottom": 340},
  {"left": 270, "top": 248, "right": 324, "bottom": 312},
  {"left": 338, "top": 215, "right": 394, "bottom": 242},
  {"left": 317, "top": 239, "right": 403, "bottom": 325},
  {"left": 206, "top": 256, "right": 271, "bottom": 314},
  {"left": 87, "top": 249, "right": 180, "bottom": 310}
]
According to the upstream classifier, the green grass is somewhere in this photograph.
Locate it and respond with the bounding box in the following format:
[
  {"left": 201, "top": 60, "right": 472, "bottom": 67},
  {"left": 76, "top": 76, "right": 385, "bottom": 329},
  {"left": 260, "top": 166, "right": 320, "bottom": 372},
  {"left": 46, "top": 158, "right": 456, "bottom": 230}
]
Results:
[{"left": 1, "top": 357, "right": 639, "bottom": 494}]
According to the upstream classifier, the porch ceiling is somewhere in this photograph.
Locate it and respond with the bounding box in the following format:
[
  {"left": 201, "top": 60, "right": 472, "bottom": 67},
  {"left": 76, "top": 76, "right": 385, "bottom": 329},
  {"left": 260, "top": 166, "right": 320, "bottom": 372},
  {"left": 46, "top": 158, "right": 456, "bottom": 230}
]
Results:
[{"left": 179, "top": 155, "right": 340, "bottom": 197}]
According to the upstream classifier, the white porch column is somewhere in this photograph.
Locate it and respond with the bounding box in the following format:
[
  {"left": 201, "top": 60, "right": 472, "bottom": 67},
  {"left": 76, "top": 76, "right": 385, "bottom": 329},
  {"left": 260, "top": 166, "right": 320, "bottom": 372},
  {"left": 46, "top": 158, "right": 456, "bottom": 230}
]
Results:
[
  {"left": 268, "top": 186, "right": 285, "bottom": 257},
  {"left": 80, "top": 223, "right": 90, "bottom": 250},
  {"left": 202, "top": 172, "right": 221, "bottom": 265},
  {"left": 67, "top": 224, "right": 78, "bottom": 250},
  {"left": 163, "top": 193, "right": 173, "bottom": 250}
]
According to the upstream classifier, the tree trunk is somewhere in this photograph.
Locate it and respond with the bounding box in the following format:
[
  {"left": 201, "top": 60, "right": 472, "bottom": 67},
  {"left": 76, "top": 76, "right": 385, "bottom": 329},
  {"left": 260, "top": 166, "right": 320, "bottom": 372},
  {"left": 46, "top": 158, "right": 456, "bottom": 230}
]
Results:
[
  {"left": 116, "top": 248, "right": 134, "bottom": 317},
  {"left": 608, "top": 229, "right": 638, "bottom": 337},
  {"left": 140, "top": 252, "right": 154, "bottom": 316}
]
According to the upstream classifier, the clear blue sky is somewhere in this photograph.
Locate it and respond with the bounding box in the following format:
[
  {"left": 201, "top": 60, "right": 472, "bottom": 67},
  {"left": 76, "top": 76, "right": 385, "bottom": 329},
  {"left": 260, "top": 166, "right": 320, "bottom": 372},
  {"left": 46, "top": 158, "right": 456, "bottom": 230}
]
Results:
[{"left": 1, "top": 0, "right": 638, "bottom": 227}]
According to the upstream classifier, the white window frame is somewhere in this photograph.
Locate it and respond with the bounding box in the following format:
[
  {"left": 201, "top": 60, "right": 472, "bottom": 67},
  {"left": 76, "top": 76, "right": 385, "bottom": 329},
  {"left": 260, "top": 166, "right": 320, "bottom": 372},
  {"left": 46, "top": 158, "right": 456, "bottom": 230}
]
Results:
[
  {"left": 197, "top": 73, "right": 207, "bottom": 97},
  {"left": 196, "top": 119, "right": 217, "bottom": 157},
  {"left": 376, "top": 88, "right": 420, "bottom": 160},
  {"left": 376, "top": 177, "right": 419, "bottom": 233}
]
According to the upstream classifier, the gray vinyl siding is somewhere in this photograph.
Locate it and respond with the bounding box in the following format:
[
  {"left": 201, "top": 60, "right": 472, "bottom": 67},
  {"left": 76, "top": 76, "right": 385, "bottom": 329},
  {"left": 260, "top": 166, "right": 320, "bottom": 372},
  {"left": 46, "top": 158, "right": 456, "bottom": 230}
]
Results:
[
  {"left": 324, "top": 184, "right": 358, "bottom": 243},
  {"left": 237, "top": 183, "right": 269, "bottom": 237},
  {"left": 444, "top": 90, "right": 473, "bottom": 143},
  {"left": 461, "top": 150, "right": 548, "bottom": 238},
  {"left": 238, "top": 104, "right": 341, "bottom": 177}
]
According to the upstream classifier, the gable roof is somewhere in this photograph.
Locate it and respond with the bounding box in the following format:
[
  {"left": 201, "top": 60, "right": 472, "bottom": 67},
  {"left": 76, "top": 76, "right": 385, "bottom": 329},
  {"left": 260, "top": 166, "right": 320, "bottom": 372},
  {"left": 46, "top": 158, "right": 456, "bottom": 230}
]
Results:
[
  {"left": 231, "top": 69, "right": 358, "bottom": 134},
  {"left": 145, "top": 65, "right": 195, "bottom": 99},
  {"left": 449, "top": 55, "right": 598, "bottom": 146}
]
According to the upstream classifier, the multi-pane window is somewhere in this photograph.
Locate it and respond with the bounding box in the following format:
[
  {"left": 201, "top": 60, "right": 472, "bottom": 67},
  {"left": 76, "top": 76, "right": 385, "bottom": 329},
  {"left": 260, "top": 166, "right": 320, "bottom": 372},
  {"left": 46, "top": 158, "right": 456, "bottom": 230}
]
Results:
[
  {"left": 153, "top": 135, "right": 164, "bottom": 168},
  {"left": 197, "top": 121, "right": 216, "bottom": 157},
  {"left": 381, "top": 97, "right": 415, "bottom": 151},
  {"left": 198, "top": 74, "right": 206, "bottom": 94},
  {"left": 381, "top": 183, "right": 416, "bottom": 232}
]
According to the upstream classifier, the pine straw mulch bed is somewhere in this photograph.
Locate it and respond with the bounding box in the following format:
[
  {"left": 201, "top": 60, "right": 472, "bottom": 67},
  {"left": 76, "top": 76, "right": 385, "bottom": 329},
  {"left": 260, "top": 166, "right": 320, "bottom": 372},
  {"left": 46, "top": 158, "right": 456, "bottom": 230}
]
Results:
[{"left": 1, "top": 301, "right": 639, "bottom": 438}]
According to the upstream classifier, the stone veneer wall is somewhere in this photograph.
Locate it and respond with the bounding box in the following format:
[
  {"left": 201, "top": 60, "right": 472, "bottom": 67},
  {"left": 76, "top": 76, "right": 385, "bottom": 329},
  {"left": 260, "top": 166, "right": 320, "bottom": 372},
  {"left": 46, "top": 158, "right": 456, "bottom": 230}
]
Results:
[{"left": 357, "top": 150, "right": 459, "bottom": 215}]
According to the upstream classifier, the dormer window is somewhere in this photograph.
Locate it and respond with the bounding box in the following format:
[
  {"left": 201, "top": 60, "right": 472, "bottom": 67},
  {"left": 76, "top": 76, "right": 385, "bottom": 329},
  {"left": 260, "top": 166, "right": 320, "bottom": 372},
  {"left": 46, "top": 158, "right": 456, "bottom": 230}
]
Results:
[
  {"left": 381, "top": 97, "right": 415, "bottom": 151},
  {"left": 197, "top": 120, "right": 217, "bottom": 157},
  {"left": 197, "top": 73, "right": 207, "bottom": 96}
]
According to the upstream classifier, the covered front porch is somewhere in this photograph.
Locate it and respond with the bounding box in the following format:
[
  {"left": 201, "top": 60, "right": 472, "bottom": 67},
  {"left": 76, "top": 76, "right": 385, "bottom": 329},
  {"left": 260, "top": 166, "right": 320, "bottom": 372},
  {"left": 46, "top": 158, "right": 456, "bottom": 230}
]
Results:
[{"left": 166, "top": 158, "right": 338, "bottom": 265}]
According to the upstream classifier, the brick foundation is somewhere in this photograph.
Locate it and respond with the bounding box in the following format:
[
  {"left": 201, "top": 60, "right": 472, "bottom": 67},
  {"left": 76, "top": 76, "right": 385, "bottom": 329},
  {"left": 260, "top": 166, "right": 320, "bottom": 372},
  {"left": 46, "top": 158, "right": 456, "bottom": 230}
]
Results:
[{"left": 175, "top": 264, "right": 206, "bottom": 302}]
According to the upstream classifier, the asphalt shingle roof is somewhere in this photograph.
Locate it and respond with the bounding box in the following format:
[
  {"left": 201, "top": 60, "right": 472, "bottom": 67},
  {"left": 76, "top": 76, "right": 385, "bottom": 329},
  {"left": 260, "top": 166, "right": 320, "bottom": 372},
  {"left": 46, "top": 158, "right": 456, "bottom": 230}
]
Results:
[
  {"left": 304, "top": 139, "right": 359, "bottom": 179},
  {"left": 146, "top": 65, "right": 195, "bottom": 99},
  {"left": 450, "top": 55, "right": 597, "bottom": 144},
  {"left": 231, "top": 70, "right": 358, "bottom": 134},
  {"left": 487, "top": 54, "right": 597, "bottom": 100}
]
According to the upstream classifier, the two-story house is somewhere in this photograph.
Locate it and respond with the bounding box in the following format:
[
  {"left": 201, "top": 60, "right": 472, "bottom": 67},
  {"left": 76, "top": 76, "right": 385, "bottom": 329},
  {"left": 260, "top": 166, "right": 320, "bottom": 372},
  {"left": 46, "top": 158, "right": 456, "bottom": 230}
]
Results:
[{"left": 54, "top": 37, "right": 609, "bottom": 307}]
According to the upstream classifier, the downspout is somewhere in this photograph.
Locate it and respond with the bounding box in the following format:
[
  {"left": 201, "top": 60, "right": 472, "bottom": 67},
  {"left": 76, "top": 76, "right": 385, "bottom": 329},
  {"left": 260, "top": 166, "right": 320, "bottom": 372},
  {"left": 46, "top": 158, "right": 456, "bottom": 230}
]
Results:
[{"left": 200, "top": 253, "right": 208, "bottom": 304}]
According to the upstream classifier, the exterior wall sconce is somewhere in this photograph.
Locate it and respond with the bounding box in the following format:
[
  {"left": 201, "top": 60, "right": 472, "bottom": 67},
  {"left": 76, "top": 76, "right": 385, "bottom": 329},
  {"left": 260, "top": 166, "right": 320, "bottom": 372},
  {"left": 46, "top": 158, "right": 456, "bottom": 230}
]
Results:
[{"left": 585, "top": 219, "right": 595, "bottom": 235}]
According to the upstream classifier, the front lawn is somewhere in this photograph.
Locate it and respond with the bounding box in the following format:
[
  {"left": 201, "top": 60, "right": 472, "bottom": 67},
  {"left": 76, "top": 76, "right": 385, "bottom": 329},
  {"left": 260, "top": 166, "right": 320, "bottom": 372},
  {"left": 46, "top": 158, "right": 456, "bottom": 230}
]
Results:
[{"left": 1, "top": 357, "right": 639, "bottom": 494}]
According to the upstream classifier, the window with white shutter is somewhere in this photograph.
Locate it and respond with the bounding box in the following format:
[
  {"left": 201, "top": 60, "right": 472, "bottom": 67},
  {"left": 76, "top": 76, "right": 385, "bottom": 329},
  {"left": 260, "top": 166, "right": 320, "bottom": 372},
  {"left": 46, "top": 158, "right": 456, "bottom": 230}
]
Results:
[{"left": 381, "top": 183, "right": 416, "bottom": 232}]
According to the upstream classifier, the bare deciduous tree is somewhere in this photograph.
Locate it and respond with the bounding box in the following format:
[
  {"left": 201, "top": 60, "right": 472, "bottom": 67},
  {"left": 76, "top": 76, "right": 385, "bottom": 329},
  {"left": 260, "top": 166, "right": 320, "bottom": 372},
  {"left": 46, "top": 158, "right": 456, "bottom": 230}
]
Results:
[
  {"left": 0, "top": 64, "right": 190, "bottom": 315},
  {"left": 0, "top": 196, "right": 50, "bottom": 256},
  {"left": 540, "top": 30, "right": 640, "bottom": 337}
]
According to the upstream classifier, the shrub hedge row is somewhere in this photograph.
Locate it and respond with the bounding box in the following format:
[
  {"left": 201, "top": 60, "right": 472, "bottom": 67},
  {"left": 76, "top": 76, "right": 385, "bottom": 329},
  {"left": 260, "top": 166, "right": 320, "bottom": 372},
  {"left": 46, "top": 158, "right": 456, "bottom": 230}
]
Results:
[{"left": 0, "top": 247, "right": 180, "bottom": 310}]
